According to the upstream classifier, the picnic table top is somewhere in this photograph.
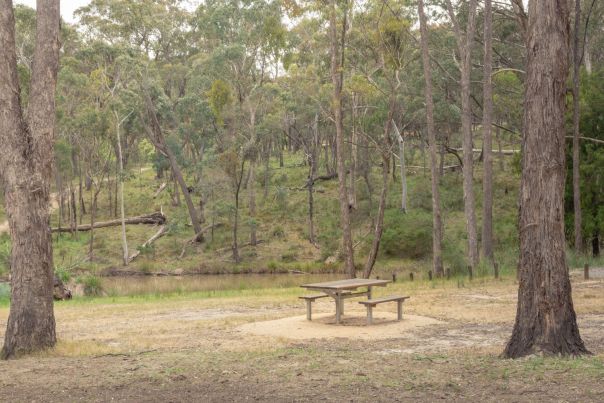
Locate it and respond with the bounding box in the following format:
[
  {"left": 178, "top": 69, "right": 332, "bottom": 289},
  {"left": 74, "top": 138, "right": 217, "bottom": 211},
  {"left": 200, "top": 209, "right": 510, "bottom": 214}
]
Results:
[{"left": 300, "top": 278, "right": 391, "bottom": 291}]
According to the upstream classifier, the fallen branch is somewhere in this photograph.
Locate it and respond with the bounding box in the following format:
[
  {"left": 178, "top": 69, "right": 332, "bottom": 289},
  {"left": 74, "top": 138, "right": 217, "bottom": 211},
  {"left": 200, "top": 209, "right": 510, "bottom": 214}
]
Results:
[
  {"left": 179, "top": 222, "right": 224, "bottom": 259},
  {"left": 565, "top": 135, "right": 604, "bottom": 145},
  {"left": 51, "top": 212, "right": 166, "bottom": 233},
  {"left": 127, "top": 225, "right": 169, "bottom": 263},
  {"left": 153, "top": 182, "right": 167, "bottom": 198}
]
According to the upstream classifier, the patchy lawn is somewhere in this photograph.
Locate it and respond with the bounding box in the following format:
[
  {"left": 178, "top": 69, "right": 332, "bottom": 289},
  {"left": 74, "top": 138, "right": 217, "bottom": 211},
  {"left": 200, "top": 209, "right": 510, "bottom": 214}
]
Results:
[{"left": 0, "top": 273, "right": 603, "bottom": 402}]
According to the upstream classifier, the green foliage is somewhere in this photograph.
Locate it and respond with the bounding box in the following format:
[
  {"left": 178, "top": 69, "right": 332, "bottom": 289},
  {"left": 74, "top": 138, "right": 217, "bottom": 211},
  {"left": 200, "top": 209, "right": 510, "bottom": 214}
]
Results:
[
  {"left": 54, "top": 267, "right": 72, "bottom": 284},
  {"left": 381, "top": 210, "right": 433, "bottom": 259},
  {"left": 77, "top": 275, "right": 103, "bottom": 297},
  {"left": 0, "top": 234, "right": 10, "bottom": 276},
  {"left": 206, "top": 79, "right": 232, "bottom": 123},
  {"left": 0, "top": 282, "right": 10, "bottom": 304}
]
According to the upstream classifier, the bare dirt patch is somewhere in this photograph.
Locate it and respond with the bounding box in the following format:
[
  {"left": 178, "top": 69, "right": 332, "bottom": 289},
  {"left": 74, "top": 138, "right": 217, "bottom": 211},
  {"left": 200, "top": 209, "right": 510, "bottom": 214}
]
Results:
[{"left": 238, "top": 312, "right": 442, "bottom": 340}]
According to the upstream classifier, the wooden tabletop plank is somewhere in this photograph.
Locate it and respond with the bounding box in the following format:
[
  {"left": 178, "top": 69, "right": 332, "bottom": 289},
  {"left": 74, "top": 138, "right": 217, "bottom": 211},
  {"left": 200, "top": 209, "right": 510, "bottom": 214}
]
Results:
[{"left": 300, "top": 278, "right": 390, "bottom": 290}]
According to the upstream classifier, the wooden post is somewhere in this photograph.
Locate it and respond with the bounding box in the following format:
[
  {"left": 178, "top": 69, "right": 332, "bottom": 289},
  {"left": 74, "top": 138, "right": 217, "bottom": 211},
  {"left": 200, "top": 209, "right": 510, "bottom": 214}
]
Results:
[
  {"left": 397, "top": 300, "right": 403, "bottom": 321},
  {"left": 306, "top": 300, "right": 312, "bottom": 321},
  {"left": 335, "top": 292, "right": 341, "bottom": 324},
  {"left": 468, "top": 265, "right": 473, "bottom": 280},
  {"left": 584, "top": 263, "right": 589, "bottom": 280},
  {"left": 366, "top": 305, "right": 373, "bottom": 325},
  {"left": 428, "top": 270, "right": 433, "bottom": 281},
  {"left": 409, "top": 272, "right": 414, "bottom": 281},
  {"left": 445, "top": 267, "right": 451, "bottom": 279},
  {"left": 367, "top": 286, "right": 372, "bottom": 299},
  {"left": 392, "top": 273, "right": 397, "bottom": 283},
  {"left": 494, "top": 262, "right": 499, "bottom": 279}
]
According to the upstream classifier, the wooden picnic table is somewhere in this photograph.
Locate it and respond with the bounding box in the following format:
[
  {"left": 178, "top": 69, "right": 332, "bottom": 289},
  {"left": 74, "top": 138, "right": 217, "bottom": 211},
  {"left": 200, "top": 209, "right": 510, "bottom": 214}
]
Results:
[{"left": 300, "top": 278, "right": 390, "bottom": 324}]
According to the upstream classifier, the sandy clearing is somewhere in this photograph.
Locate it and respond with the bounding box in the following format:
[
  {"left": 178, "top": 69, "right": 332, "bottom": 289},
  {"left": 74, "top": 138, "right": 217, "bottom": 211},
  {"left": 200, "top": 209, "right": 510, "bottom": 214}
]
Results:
[{"left": 237, "top": 312, "right": 442, "bottom": 340}]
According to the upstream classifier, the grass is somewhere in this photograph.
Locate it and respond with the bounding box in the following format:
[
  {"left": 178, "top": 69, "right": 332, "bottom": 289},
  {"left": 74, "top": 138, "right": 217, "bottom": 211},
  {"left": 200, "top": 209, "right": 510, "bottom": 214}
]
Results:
[{"left": 1, "top": 273, "right": 602, "bottom": 400}]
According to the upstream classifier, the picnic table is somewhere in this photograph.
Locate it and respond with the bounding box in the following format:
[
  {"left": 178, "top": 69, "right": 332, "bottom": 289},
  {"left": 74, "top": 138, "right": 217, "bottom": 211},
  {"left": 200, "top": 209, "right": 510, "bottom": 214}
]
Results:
[{"left": 300, "top": 278, "right": 391, "bottom": 324}]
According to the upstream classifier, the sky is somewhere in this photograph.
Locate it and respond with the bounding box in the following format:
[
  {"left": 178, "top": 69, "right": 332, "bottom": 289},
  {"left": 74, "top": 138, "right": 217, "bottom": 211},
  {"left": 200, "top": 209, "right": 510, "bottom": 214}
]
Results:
[{"left": 15, "top": 0, "right": 92, "bottom": 23}]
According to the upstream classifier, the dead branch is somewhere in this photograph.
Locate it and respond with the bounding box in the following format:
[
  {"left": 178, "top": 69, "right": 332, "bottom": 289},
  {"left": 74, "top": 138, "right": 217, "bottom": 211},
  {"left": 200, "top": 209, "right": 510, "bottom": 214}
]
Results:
[
  {"left": 127, "top": 225, "right": 169, "bottom": 263},
  {"left": 51, "top": 212, "right": 166, "bottom": 233}
]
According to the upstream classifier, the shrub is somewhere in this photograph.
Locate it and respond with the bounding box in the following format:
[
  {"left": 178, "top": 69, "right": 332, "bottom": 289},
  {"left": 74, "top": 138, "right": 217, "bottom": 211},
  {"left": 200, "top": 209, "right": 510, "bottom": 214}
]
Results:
[
  {"left": 77, "top": 275, "right": 103, "bottom": 296},
  {"left": 54, "top": 267, "right": 71, "bottom": 283},
  {"left": 381, "top": 209, "right": 432, "bottom": 259}
]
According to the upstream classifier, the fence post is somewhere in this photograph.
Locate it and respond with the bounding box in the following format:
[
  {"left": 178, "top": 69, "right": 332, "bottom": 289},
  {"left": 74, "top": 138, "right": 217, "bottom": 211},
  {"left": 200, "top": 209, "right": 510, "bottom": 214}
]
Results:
[
  {"left": 584, "top": 263, "right": 589, "bottom": 280},
  {"left": 494, "top": 262, "right": 499, "bottom": 279}
]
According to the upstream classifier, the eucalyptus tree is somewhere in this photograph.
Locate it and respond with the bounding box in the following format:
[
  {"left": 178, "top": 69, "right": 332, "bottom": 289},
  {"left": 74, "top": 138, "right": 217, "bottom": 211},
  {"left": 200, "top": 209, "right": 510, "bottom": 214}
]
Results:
[
  {"left": 503, "top": 0, "right": 589, "bottom": 358},
  {"left": 417, "top": 0, "right": 444, "bottom": 277},
  {"left": 193, "top": 0, "right": 287, "bottom": 248},
  {"left": 1, "top": 0, "right": 60, "bottom": 359}
]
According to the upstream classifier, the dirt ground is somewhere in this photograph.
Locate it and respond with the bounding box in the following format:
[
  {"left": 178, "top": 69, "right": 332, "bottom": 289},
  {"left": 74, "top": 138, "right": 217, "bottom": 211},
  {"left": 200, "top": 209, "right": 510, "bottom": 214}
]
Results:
[{"left": 0, "top": 273, "right": 603, "bottom": 402}]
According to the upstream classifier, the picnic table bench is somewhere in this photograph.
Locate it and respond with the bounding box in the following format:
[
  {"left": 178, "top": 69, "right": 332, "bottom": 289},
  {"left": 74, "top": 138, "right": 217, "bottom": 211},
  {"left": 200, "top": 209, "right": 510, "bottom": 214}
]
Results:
[
  {"left": 359, "top": 295, "right": 410, "bottom": 325},
  {"left": 301, "top": 278, "right": 407, "bottom": 325}
]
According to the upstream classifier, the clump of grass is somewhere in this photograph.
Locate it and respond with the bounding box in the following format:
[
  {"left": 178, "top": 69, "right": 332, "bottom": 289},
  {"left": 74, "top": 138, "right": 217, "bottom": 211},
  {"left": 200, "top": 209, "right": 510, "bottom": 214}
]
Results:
[
  {"left": 0, "top": 282, "right": 10, "bottom": 304},
  {"left": 77, "top": 275, "right": 103, "bottom": 296}
]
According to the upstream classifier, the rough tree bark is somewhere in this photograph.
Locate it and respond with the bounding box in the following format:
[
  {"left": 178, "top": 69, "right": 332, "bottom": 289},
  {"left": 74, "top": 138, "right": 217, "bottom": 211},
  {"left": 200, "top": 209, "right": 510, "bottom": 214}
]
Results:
[
  {"left": 0, "top": 0, "right": 60, "bottom": 359},
  {"left": 572, "top": 0, "right": 583, "bottom": 251},
  {"left": 482, "top": 0, "right": 494, "bottom": 263},
  {"left": 446, "top": 0, "right": 479, "bottom": 270},
  {"left": 503, "top": 0, "right": 590, "bottom": 358},
  {"left": 329, "top": 0, "right": 355, "bottom": 277},
  {"left": 418, "top": 0, "right": 444, "bottom": 277}
]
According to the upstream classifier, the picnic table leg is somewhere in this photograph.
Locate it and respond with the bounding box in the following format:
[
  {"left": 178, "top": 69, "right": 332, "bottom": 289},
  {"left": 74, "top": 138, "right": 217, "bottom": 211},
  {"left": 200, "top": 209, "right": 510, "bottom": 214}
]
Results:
[
  {"left": 306, "top": 299, "right": 312, "bottom": 321},
  {"left": 335, "top": 293, "right": 341, "bottom": 324},
  {"left": 397, "top": 300, "right": 403, "bottom": 321},
  {"left": 366, "top": 305, "right": 373, "bottom": 325}
]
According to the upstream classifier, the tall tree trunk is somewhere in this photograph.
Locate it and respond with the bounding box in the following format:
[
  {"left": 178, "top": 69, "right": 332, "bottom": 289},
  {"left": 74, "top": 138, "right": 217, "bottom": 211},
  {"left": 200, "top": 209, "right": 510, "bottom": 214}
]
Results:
[
  {"left": 482, "top": 0, "right": 494, "bottom": 263},
  {"left": 0, "top": 0, "right": 60, "bottom": 359},
  {"left": 418, "top": 0, "right": 444, "bottom": 277},
  {"left": 141, "top": 92, "right": 202, "bottom": 236},
  {"left": 572, "top": 0, "right": 583, "bottom": 251},
  {"left": 115, "top": 114, "right": 129, "bottom": 266},
  {"left": 349, "top": 93, "right": 358, "bottom": 210},
  {"left": 329, "top": 0, "right": 355, "bottom": 277},
  {"left": 363, "top": 107, "right": 394, "bottom": 279},
  {"left": 503, "top": 0, "right": 589, "bottom": 358},
  {"left": 446, "top": 0, "right": 479, "bottom": 269},
  {"left": 248, "top": 107, "right": 257, "bottom": 246},
  {"left": 393, "top": 122, "right": 408, "bottom": 213}
]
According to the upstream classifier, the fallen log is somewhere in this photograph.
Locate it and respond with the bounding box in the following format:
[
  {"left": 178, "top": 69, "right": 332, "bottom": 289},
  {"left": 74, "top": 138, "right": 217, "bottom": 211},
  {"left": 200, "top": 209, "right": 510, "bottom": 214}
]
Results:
[
  {"left": 127, "top": 225, "right": 169, "bottom": 263},
  {"left": 51, "top": 212, "right": 166, "bottom": 233}
]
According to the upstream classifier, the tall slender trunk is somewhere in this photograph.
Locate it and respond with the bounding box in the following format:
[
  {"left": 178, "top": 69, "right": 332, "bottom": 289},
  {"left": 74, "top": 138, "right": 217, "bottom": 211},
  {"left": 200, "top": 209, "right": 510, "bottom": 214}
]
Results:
[
  {"left": 0, "top": 0, "right": 60, "bottom": 359},
  {"left": 418, "top": 0, "right": 444, "bottom": 276},
  {"left": 482, "top": 0, "right": 494, "bottom": 263},
  {"left": 393, "top": 122, "right": 408, "bottom": 213},
  {"left": 115, "top": 114, "right": 129, "bottom": 266},
  {"left": 446, "top": 0, "right": 479, "bottom": 269},
  {"left": 248, "top": 108, "right": 257, "bottom": 246},
  {"left": 363, "top": 106, "right": 394, "bottom": 279},
  {"left": 503, "top": 0, "right": 589, "bottom": 358},
  {"left": 349, "top": 93, "right": 358, "bottom": 210},
  {"left": 572, "top": 0, "right": 583, "bottom": 251},
  {"left": 329, "top": 0, "right": 355, "bottom": 277},
  {"left": 141, "top": 92, "right": 202, "bottom": 237}
]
